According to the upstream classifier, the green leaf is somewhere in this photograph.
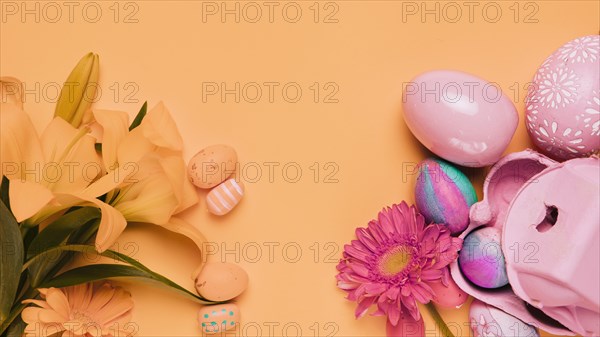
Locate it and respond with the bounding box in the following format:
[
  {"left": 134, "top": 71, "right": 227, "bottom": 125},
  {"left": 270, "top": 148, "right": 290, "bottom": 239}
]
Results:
[
  {"left": 129, "top": 101, "right": 147, "bottom": 131},
  {"left": 0, "top": 176, "right": 9, "bottom": 210},
  {"left": 26, "top": 245, "right": 216, "bottom": 305},
  {"left": 41, "top": 264, "right": 147, "bottom": 286},
  {"left": 0, "top": 199, "right": 23, "bottom": 329},
  {"left": 26, "top": 208, "right": 99, "bottom": 288},
  {"left": 27, "top": 207, "right": 99, "bottom": 257},
  {"left": 5, "top": 316, "right": 25, "bottom": 337}
]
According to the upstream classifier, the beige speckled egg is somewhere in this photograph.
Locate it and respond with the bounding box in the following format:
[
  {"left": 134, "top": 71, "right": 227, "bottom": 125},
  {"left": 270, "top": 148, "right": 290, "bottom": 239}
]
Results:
[
  {"left": 195, "top": 263, "right": 248, "bottom": 301},
  {"left": 188, "top": 145, "right": 237, "bottom": 189}
]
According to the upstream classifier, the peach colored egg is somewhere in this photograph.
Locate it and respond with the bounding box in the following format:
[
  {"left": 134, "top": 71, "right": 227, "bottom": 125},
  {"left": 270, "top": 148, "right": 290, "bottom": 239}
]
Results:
[
  {"left": 206, "top": 179, "right": 244, "bottom": 216},
  {"left": 195, "top": 263, "right": 248, "bottom": 301},
  {"left": 188, "top": 144, "right": 237, "bottom": 189},
  {"left": 198, "top": 303, "right": 240, "bottom": 334}
]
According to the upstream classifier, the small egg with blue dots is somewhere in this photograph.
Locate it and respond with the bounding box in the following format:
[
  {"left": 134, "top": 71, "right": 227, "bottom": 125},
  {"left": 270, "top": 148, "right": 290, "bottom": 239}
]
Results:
[{"left": 198, "top": 303, "right": 240, "bottom": 334}]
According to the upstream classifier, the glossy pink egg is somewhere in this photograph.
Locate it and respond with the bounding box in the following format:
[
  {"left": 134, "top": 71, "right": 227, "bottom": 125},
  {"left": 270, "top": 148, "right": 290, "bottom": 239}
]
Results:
[
  {"left": 403, "top": 70, "right": 518, "bottom": 167},
  {"left": 429, "top": 273, "right": 469, "bottom": 308},
  {"left": 526, "top": 35, "right": 600, "bottom": 161}
]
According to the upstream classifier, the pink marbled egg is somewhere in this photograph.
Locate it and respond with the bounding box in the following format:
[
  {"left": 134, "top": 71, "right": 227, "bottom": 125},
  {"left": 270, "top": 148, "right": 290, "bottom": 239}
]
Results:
[{"left": 526, "top": 35, "right": 600, "bottom": 161}]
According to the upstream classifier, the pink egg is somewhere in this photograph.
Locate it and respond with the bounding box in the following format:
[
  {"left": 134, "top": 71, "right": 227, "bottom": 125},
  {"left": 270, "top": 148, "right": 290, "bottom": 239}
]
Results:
[
  {"left": 526, "top": 35, "right": 600, "bottom": 161},
  {"left": 403, "top": 70, "right": 519, "bottom": 167},
  {"left": 429, "top": 274, "right": 469, "bottom": 308}
]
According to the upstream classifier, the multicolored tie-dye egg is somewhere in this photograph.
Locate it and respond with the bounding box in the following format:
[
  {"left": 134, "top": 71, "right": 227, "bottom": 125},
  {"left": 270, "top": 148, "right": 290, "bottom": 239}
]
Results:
[
  {"left": 525, "top": 35, "right": 600, "bottom": 161},
  {"left": 458, "top": 227, "right": 509, "bottom": 289},
  {"left": 414, "top": 158, "right": 477, "bottom": 234}
]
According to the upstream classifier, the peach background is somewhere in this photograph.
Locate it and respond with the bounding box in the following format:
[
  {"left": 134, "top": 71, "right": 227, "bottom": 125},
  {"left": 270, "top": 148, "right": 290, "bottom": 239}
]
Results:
[{"left": 2, "top": 1, "right": 599, "bottom": 336}]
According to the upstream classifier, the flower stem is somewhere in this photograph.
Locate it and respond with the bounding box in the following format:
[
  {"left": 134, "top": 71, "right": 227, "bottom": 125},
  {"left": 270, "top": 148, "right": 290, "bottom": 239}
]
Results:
[{"left": 425, "top": 302, "right": 456, "bottom": 337}]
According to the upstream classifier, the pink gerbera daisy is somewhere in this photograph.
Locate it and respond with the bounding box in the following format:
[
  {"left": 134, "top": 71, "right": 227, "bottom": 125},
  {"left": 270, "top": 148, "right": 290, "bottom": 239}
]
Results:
[{"left": 336, "top": 202, "right": 462, "bottom": 327}]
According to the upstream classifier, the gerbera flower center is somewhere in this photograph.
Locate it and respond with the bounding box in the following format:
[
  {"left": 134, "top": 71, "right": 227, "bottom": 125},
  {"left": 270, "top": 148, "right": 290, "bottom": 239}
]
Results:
[
  {"left": 72, "top": 311, "right": 94, "bottom": 325},
  {"left": 377, "top": 245, "right": 413, "bottom": 277}
]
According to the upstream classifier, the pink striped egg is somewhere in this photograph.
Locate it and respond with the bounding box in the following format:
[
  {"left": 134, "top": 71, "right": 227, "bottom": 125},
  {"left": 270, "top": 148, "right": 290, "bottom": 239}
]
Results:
[{"left": 207, "top": 179, "right": 244, "bottom": 215}]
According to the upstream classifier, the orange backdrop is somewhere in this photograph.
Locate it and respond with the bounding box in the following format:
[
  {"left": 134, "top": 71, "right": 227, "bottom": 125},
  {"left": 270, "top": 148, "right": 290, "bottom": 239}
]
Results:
[{"left": 1, "top": 1, "right": 598, "bottom": 336}]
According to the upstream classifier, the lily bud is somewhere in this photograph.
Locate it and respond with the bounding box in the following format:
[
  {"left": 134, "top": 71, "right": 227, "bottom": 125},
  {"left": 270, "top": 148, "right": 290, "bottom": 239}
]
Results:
[{"left": 54, "top": 52, "right": 99, "bottom": 128}]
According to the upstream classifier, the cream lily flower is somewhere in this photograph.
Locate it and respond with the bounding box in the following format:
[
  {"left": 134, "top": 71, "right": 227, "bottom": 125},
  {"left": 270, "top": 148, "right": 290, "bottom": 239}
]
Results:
[
  {"left": 2, "top": 78, "right": 201, "bottom": 259},
  {"left": 1, "top": 78, "right": 109, "bottom": 229},
  {"left": 84, "top": 103, "right": 199, "bottom": 252}
]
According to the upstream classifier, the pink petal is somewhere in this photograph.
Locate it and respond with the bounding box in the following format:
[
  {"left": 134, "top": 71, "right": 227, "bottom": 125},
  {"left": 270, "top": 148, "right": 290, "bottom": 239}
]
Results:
[
  {"left": 367, "top": 220, "right": 385, "bottom": 243},
  {"left": 387, "top": 302, "right": 402, "bottom": 326},
  {"left": 356, "top": 227, "right": 378, "bottom": 252},
  {"left": 344, "top": 244, "right": 370, "bottom": 262},
  {"left": 87, "top": 284, "right": 116, "bottom": 313},
  {"left": 364, "top": 283, "right": 387, "bottom": 296},
  {"left": 421, "top": 268, "right": 443, "bottom": 281},
  {"left": 355, "top": 296, "right": 377, "bottom": 318},
  {"left": 93, "top": 288, "right": 133, "bottom": 325},
  {"left": 378, "top": 208, "right": 394, "bottom": 232},
  {"left": 386, "top": 310, "right": 425, "bottom": 336},
  {"left": 338, "top": 281, "right": 359, "bottom": 290},
  {"left": 38, "top": 308, "right": 67, "bottom": 323},
  {"left": 385, "top": 287, "right": 400, "bottom": 300},
  {"left": 349, "top": 263, "right": 370, "bottom": 278},
  {"left": 22, "top": 299, "right": 51, "bottom": 310},
  {"left": 411, "top": 282, "right": 435, "bottom": 303},
  {"left": 401, "top": 295, "right": 420, "bottom": 321},
  {"left": 21, "top": 307, "right": 43, "bottom": 324},
  {"left": 44, "top": 289, "right": 70, "bottom": 320}
]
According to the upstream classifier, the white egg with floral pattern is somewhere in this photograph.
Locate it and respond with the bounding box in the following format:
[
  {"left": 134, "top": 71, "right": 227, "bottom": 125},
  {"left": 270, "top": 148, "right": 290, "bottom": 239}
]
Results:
[{"left": 198, "top": 304, "right": 240, "bottom": 334}]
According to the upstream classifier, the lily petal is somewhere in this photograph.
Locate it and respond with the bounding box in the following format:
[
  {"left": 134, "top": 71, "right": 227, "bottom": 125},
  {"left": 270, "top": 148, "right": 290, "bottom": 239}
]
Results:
[
  {"left": 90, "top": 198, "right": 127, "bottom": 253},
  {"left": 92, "top": 109, "right": 129, "bottom": 171},
  {"left": 160, "top": 217, "right": 207, "bottom": 279},
  {"left": 53, "top": 193, "right": 127, "bottom": 253},
  {"left": 9, "top": 180, "right": 54, "bottom": 222},
  {"left": 158, "top": 153, "right": 199, "bottom": 213},
  {"left": 82, "top": 166, "right": 131, "bottom": 198},
  {"left": 141, "top": 102, "right": 183, "bottom": 151},
  {"left": 114, "top": 173, "right": 178, "bottom": 225},
  {"left": 40, "top": 117, "right": 101, "bottom": 193},
  {"left": 115, "top": 102, "right": 183, "bottom": 166},
  {"left": 0, "top": 105, "right": 44, "bottom": 180},
  {"left": 0, "top": 76, "right": 24, "bottom": 110}
]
